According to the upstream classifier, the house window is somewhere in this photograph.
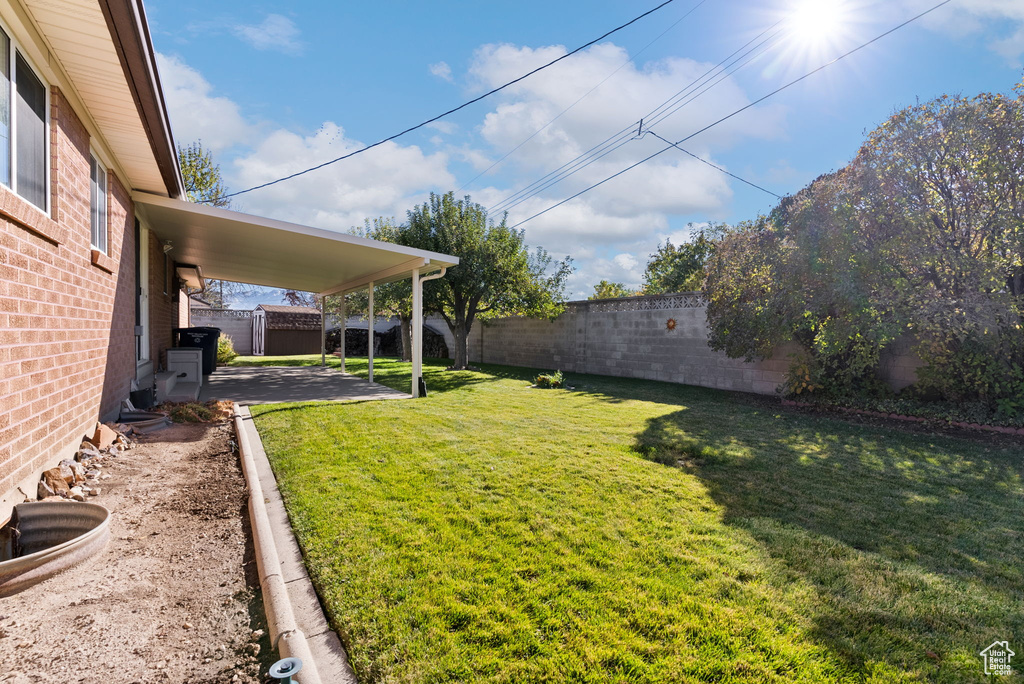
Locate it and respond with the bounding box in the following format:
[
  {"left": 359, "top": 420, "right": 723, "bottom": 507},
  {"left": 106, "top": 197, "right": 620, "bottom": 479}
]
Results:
[
  {"left": 90, "top": 154, "right": 107, "bottom": 252},
  {"left": 0, "top": 25, "right": 48, "bottom": 211}
]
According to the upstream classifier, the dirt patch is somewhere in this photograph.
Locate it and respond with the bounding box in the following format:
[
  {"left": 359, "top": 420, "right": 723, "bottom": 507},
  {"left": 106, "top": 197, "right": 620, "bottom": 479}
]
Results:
[{"left": 0, "top": 422, "right": 275, "bottom": 683}]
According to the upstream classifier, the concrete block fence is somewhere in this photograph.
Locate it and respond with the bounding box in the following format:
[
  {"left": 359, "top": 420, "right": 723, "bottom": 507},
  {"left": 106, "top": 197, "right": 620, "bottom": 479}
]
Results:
[
  {"left": 468, "top": 293, "right": 920, "bottom": 396},
  {"left": 190, "top": 309, "right": 254, "bottom": 355}
]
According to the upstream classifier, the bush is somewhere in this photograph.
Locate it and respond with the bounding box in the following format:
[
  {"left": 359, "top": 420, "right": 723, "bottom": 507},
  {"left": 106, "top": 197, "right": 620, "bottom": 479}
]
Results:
[
  {"left": 534, "top": 370, "right": 564, "bottom": 389},
  {"left": 217, "top": 333, "right": 238, "bottom": 364}
]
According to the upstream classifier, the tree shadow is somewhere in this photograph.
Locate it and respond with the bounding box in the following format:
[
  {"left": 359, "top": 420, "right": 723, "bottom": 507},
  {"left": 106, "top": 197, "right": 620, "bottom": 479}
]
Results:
[{"left": 632, "top": 407, "right": 1024, "bottom": 679}]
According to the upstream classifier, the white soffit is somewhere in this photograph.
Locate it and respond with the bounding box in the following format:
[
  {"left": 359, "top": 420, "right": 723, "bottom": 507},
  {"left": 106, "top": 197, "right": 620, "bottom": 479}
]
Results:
[
  {"left": 133, "top": 193, "right": 459, "bottom": 294},
  {"left": 21, "top": 0, "right": 167, "bottom": 193}
]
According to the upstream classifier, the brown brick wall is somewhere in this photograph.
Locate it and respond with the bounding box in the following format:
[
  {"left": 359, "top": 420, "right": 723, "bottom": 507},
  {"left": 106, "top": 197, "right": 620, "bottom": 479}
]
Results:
[
  {"left": 148, "top": 237, "right": 176, "bottom": 368},
  {"left": 0, "top": 87, "right": 176, "bottom": 504}
]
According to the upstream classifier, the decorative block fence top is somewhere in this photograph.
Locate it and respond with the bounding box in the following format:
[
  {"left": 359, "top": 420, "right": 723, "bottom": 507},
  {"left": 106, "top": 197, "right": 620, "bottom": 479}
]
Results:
[
  {"left": 569, "top": 292, "right": 706, "bottom": 313},
  {"left": 192, "top": 309, "right": 253, "bottom": 319}
]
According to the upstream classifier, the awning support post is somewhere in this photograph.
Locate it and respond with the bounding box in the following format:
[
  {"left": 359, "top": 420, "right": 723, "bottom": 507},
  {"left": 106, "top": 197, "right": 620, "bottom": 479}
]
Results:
[
  {"left": 339, "top": 294, "right": 346, "bottom": 373},
  {"left": 367, "top": 282, "right": 374, "bottom": 383},
  {"left": 320, "top": 295, "right": 326, "bottom": 367},
  {"left": 411, "top": 268, "right": 421, "bottom": 398}
]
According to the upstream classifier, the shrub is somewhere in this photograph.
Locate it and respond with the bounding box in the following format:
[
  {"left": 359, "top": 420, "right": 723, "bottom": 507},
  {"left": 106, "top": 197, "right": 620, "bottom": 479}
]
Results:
[
  {"left": 217, "top": 333, "right": 238, "bottom": 364},
  {"left": 534, "top": 370, "right": 564, "bottom": 389}
]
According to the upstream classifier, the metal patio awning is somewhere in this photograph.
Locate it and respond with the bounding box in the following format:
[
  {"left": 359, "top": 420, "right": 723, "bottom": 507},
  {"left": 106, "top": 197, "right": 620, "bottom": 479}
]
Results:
[{"left": 132, "top": 192, "right": 458, "bottom": 295}]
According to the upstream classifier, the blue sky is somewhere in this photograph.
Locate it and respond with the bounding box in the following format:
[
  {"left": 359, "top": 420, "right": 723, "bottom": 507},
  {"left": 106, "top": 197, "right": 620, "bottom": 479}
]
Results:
[{"left": 146, "top": 0, "right": 1023, "bottom": 302}]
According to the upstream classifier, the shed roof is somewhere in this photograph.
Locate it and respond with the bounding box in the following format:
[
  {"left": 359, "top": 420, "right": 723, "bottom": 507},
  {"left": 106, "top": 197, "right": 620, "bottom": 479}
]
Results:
[{"left": 255, "top": 305, "right": 322, "bottom": 331}]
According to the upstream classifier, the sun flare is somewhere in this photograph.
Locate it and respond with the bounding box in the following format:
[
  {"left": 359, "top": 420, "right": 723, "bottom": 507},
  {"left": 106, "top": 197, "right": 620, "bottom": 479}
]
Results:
[{"left": 789, "top": 0, "right": 849, "bottom": 47}]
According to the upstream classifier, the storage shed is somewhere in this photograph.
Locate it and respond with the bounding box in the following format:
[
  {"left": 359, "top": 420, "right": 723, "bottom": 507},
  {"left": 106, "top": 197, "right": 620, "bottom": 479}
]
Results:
[{"left": 252, "top": 305, "right": 323, "bottom": 356}]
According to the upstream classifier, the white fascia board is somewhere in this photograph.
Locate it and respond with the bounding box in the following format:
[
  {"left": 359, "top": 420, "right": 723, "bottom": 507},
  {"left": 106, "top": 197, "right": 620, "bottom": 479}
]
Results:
[{"left": 132, "top": 192, "right": 460, "bottom": 268}]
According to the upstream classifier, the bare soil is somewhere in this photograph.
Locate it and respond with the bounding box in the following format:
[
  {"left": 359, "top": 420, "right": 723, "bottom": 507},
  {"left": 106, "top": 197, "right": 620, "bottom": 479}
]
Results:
[{"left": 0, "top": 422, "right": 275, "bottom": 683}]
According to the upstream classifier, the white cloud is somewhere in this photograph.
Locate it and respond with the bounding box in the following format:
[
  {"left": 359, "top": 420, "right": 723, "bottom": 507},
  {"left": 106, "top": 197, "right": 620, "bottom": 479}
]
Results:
[
  {"left": 227, "top": 123, "right": 455, "bottom": 230},
  {"left": 156, "top": 53, "right": 258, "bottom": 151},
  {"left": 426, "top": 121, "right": 458, "bottom": 134},
  {"left": 232, "top": 14, "right": 304, "bottom": 55},
  {"left": 612, "top": 253, "right": 638, "bottom": 271},
  {"left": 429, "top": 61, "right": 454, "bottom": 83},
  {"left": 896, "top": 0, "right": 1024, "bottom": 64},
  {"left": 465, "top": 41, "right": 779, "bottom": 246},
  {"left": 158, "top": 54, "right": 455, "bottom": 233}
]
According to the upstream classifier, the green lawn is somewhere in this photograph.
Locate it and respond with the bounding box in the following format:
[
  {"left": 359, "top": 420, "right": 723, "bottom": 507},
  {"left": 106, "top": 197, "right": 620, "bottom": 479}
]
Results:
[{"left": 246, "top": 356, "right": 1023, "bottom": 683}]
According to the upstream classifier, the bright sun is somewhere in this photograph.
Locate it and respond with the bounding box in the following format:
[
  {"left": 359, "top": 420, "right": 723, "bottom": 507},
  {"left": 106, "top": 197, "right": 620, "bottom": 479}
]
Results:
[{"left": 789, "top": 0, "right": 849, "bottom": 47}]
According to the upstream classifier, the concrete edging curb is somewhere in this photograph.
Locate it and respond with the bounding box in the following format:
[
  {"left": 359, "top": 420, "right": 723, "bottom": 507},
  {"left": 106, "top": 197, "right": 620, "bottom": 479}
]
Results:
[{"left": 234, "top": 404, "right": 357, "bottom": 684}]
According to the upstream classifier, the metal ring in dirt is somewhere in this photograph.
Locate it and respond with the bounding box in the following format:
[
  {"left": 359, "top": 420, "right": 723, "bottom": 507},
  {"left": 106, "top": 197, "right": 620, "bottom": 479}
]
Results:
[{"left": 0, "top": 501, "right": 111, "bottom": 597}]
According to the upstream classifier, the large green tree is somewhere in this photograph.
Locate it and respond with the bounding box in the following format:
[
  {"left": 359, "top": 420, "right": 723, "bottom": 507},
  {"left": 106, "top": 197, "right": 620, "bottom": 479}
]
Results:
[
  {"left": 398, "top": 192, "right": 573, "bottom": 369},
  {"left": 642, "top": 225, "right": 724, "bottom": 294},
  {"left": 589, "top": 280, "right": 635, "bottom": 300},
  {"left": 177, "top": 141, "right": 255, "bottom": 307},
  {"left": 704, "top": 81, "right": 1024, "bottom": 411},
  {"left": 179, "top": 141, "right": 230, "bottom": 207}
]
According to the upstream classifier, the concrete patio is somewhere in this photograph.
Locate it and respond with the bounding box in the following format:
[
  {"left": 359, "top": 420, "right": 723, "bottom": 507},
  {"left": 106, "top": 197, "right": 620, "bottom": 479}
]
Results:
[{"left": 199, "top": 366, "right": 410, "bottom": 405}]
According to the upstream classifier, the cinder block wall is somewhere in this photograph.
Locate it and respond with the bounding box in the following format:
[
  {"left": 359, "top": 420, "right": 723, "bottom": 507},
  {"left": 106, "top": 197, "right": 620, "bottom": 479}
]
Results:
[
  {"left": 0, "top": 88, "right": 177, "bottom": 512},
  {"left": 190, "top": 310, "right": 253, "bottom": 355},
  {"left": 468, "top": 293, "right": 918, "bottom": 395}
]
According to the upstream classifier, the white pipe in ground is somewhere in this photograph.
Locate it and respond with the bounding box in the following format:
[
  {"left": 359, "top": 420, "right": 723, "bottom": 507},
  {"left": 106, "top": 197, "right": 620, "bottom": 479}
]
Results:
[{"left": 233, "top": 404, "right": 322, "bottom": 684}]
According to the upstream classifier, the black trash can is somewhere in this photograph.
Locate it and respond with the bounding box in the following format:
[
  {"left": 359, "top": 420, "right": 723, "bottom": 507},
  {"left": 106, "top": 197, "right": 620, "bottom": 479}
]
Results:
[{"left": 173, "top": 326, "right": 221, "bottom": 375}]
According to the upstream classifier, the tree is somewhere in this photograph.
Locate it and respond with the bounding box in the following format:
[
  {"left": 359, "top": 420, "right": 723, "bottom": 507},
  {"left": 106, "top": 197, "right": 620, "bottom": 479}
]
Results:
[
  {"left": 179, "top": 141, "right": 230, "bottom": 207},
  {"left": 641, "top": 225, "right": 724, "bottom": 294},
  {"left": 350, "top": 218, "right": 416, "bottom": 361},
  {"left": 589, "top": 281, "right": 635, "bottom": 300},
  {"left": 704, "top": 81, "right": 1024, "bottom": 411},
  {"left": 282, "top": 290, "right": 318, "bottom": 308},
  {"left": 177, "top": 141, "right": 256, "bottom": 307},
  {"left": 398, "top": 192, "right": 573, "bottom": 369}
]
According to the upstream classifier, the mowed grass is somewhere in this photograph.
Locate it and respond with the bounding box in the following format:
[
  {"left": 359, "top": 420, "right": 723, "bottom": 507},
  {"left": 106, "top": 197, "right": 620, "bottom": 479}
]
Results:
[{"left": 247, "top": 356, "right": 1023, "bottom": 683}]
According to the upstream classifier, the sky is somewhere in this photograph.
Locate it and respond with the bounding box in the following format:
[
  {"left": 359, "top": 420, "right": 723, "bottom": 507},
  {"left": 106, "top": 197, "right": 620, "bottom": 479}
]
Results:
[{"left": 145, "top": 0, "right": 1024, "bottom": 304}]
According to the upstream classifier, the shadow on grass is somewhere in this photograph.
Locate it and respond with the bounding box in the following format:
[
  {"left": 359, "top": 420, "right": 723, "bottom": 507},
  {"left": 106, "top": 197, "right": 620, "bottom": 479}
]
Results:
[{"left": 632, "top": 408, "right": 1024, "bottom": 679}]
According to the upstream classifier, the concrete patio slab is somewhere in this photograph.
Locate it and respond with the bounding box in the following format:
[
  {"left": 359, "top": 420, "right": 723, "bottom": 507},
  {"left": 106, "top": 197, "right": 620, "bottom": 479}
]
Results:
[{"left": 200, "top": 365, "right": 410, "bottom": 404}]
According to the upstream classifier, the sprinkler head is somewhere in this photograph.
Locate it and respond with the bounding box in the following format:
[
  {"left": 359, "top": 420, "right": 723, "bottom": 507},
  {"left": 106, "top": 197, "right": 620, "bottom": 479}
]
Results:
[{"left": 269, "top": 657, "right": 303, "bottom": 683}]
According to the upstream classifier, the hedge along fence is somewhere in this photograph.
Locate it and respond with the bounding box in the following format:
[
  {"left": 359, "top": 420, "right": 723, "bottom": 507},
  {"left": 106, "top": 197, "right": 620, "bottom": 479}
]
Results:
[{"left": 467, "top": 293, "right": 924, "bottom": 397}]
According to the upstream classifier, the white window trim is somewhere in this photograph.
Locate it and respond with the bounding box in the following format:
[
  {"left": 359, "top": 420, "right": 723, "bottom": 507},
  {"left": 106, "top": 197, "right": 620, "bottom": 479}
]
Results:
[
  {"left": 90, "top": 151, "right": 108, "bottom": 253},
  {"left": 0, "top": 17, "right": 50, "bottom": 215}
]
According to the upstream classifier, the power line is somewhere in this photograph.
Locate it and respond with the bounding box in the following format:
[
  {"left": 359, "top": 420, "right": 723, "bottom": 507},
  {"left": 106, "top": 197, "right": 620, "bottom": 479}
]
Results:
[
  {"left": 508, "top": 0, "right": 953, "bottom": 229},
  {"left": 204, "top": 0, "right": 683, "bottom": 203},
  {"left": 488, "top": 22, "right": 784, "bottom": 215},
  {"left": 457, "top": 0, "right": 710, "bottom": 193},
  {"left": 644, "top": 128, "right": 780, "bottom": 198}
]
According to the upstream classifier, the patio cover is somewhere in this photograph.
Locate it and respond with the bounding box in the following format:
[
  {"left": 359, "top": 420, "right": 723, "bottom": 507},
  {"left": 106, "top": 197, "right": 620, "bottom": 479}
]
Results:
[{"left": 132, "top": 192, "right": 459, "bottom": 295}]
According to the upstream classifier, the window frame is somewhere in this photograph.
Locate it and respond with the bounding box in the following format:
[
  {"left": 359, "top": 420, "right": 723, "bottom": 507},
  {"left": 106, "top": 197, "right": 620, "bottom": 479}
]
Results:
[
  {"left": 90, "top": 152, "right": 108, "bottom": 253},
  {"left": 0, "top": 19, "right": 50, "bottom": 214}
]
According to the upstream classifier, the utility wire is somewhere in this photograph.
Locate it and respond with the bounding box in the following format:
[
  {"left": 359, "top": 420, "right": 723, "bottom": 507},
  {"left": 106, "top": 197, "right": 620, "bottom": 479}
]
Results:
[
  {"left": 645, "top": 128, "right": 780, "bottom": 198},
  {"left": 457, "top": 0, "right": 710, "bottom": 193},
  {"left": 509, "top": 0, "right": 953, "bottom": 229},
  {"left": 489, "top": 22, "right": 784, "bottom": 214},
  {"left": 204, "top": 0, "right": 683, "bottom": 203}
]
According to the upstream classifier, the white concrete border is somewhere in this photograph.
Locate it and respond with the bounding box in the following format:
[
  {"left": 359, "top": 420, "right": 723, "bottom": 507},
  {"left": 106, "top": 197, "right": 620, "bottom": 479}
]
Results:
[{"left": 234, "top": 404, "right": 357, "bottom": 684}]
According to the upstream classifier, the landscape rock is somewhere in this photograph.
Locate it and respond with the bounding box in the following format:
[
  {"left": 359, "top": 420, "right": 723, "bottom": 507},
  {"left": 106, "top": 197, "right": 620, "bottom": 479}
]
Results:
[
  {"left": 57, "top": 461, "right": 75, "bottom": 485},
  {"left": 60, "top": 459, "right": 86, "bottom": 485},
  {"left": 77, "top": 441, "right": 102, "bottom": 461},
  {"left": 69, "top": 487, "right": 86, "bottom": 502},
  {"left": 89, "top": 423, "right": 118, "bottom": 450},
  {"left": 41, "top": 468, "right": 71, "bottom": 498},
  {"left": 37, "top": 479, "right": 55, "bottom": 499}
]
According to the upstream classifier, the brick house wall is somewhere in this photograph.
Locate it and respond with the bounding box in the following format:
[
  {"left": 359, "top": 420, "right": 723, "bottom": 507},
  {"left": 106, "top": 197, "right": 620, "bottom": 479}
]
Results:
[
  {"left": 0, "top": 86, "right": 179, "bottom": 512},
  {"left": 148, "top": 232, "right": 178, "bottom": 369}
]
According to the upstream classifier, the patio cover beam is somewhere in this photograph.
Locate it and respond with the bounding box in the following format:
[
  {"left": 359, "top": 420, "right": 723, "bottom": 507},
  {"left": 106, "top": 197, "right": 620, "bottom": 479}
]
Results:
[
  {"left": 318, "top": 257, "right": 428, "bottom": 297},
  {"left": 132, "top": 192, "right": 457, "bottom": 295}
]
